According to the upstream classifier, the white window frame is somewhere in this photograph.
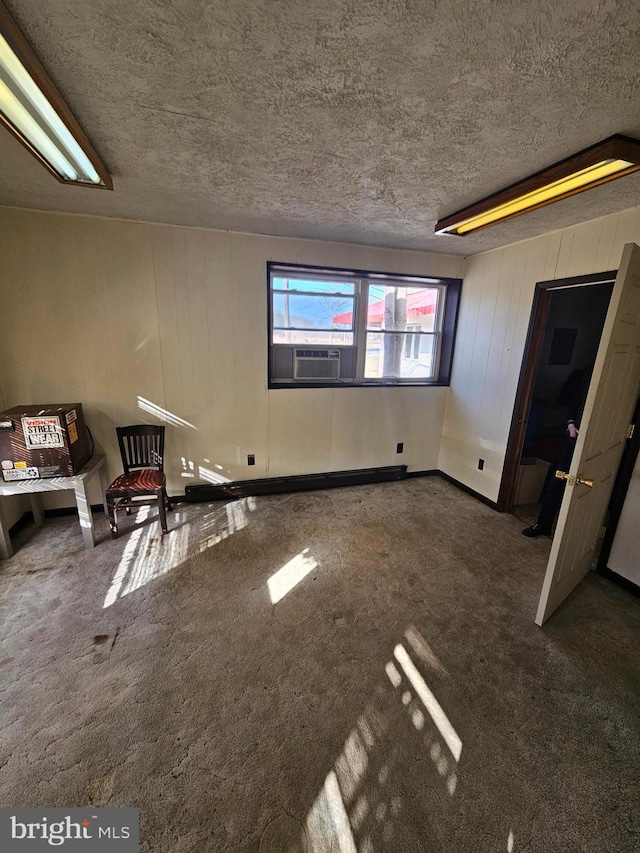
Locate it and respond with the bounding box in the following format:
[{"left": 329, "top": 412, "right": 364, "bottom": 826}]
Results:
[
  {"left": 359, "top": 280, "right": 446, "bottom": 382},
  {"left": 271, "top": 271, "right": 358, "bottom": 346}
]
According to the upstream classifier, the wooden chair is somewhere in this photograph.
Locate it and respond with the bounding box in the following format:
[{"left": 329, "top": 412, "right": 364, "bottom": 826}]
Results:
[{"left": 105, "top": 425, "right": 172, "bottom": 539}]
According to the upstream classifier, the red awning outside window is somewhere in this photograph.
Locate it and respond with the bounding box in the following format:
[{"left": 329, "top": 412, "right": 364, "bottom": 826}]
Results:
[{"left": 333, "top": 288, "right": 438, "bottom": 325}]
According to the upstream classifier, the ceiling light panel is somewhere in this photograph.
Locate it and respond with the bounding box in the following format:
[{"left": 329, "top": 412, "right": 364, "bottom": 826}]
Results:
[
  {"left": 0, "top": 2, "right": 111, "bottom": 188},
  {"left": 435, "top": 136, "right": 640, "bottom": 236}
]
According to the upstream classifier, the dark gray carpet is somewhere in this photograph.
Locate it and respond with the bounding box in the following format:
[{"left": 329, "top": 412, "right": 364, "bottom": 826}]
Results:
[{"left": 1, "top": 477, "right": 638, "bottom": 852}]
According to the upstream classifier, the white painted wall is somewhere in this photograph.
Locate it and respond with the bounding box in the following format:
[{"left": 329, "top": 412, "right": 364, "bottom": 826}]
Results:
[
  {"left": 440, "top": 206, "right": 640, "bottom": 501},
  {"left": 0, "top": 208, "right": 461, "bottom": 510}
]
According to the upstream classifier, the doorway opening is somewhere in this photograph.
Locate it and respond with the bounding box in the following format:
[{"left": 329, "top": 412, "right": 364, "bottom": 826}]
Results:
[{"left": 498, "top": 271, "right": 616, "bottom": 521}]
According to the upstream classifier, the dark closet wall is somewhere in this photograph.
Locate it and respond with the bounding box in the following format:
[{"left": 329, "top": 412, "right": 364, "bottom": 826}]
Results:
[{"left": 526, "top": 283, "right": 613, "bottom": 458}]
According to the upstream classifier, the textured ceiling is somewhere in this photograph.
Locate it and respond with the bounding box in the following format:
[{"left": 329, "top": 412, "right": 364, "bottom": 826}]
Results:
[{"left": 1, "top": 0, "right": 639, "bottom": 256}]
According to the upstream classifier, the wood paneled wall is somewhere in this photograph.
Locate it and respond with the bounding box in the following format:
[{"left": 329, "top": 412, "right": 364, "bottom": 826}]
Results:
[
  {"left": 0, "top": 208, "right": 462, "bottom": 507},
  {"left": 440, "top": 207, "right": 640, "bottom": 501}
]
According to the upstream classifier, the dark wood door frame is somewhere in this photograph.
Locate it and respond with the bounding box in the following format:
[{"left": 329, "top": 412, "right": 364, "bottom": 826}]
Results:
[{"left": 496, "top": 270, "right": 617, "bottom": 513}]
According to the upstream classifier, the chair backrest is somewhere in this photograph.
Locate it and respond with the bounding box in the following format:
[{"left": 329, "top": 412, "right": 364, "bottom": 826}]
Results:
[{"left": 116, "top": 425, "right": 165, "bottom": 473}]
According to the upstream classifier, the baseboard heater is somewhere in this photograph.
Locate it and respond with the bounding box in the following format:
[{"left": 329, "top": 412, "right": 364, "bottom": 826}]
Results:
[{"left": 184, "top": 464, "right": 408, "bottom": 503}]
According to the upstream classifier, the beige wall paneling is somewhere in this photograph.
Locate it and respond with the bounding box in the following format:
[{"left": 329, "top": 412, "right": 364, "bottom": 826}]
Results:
[
  {"left": 593, "top": 213, "right": 623, "bottom": 272},
  {"left": 281, "top": 234, "right": 463, "bottom": 281},
  {"left": 605, "top": 208, "right": 640, "bottom": 268},
  {"left": 169, "top": 227, "right": 201, "bottom": 489},
  {"left": 267, "top": 389, "right": 334, "bottom": 477},
  {"left": 473, "top": 245, "right": 527, "bottom": 495},
  {"left": 289, "top": 237, "right": 363, "bottom": 272},
  {"left": 464, "top": 249, "right": 502, "bottom": 490},
  {"left": 228, "top": 233, "right": 274, "bottom": 480},
  {"left": 554, "top": 218, "right": 601, "bottom": 280},
  {"left": 76, "top": 217, "right": 119, "bottom": 467},
  {"left": 326, "top": 386, "right": 446, "bottom": 474},
  {"left": 199, "top": 230, "right": 236, "bottom": 487},
  {"left": 101, "top": 220, "right": 165, "bottom": 485},
  {"left": 439, "top": 252, "right": 487, "bottom": 488},
  {"left": 150, "top": 226, "right": 191, "bottom": 492},
  {"left": 7, "top": 211, "right": 62, "bottom": 403},
  {"left": 43, "top": 217, "right": 106, "bottom": 507},
  {"left": 552, "top": 228, "right": 577, "bottom": 281},
  {"left": 490, "top": 245, "right": 530, "bottom": 456},
  {"left": 387, "top": 386, "right": 448, "bottom": 472},
  {"left": 329, "top": 387, "right": 398, "bottom": 472}
]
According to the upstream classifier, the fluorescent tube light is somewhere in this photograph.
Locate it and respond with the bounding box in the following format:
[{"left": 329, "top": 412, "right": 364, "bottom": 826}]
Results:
[
  {"left": 0, "top": 2, "right": 111, "bottom": 188},
  {"left": 435, "top": 135, "right": 640, "bottom": 236}
]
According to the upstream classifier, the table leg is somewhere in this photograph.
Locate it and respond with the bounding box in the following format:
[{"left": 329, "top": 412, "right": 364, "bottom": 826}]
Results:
[
  {"left": 0, "top": 499, "right": 13, "bottom": 559},
  {"left": 74, "top": 480, "right": 96, "bottom": 549},
  {"left": 30, "top": 494, "right": 45, "bottom": 525},
  {"left": 98, "top": 459, "right": 109, "bottom": 515}
]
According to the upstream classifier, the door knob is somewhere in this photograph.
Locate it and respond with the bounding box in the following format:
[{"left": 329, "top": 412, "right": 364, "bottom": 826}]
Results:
[
  {"left": 555, "top": 470, "right": 594, "bottom": 488},
  {"left": 576, "top": 474, "right": 594, "bottom": 488}
]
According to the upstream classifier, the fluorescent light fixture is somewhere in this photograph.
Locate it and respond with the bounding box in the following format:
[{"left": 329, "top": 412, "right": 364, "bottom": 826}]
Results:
[
  {"left": 435, "top": 135, "right": 640, "bottom": 236},
  {"left": 0, "top": 1, "right": 111, "bottom": 188}
]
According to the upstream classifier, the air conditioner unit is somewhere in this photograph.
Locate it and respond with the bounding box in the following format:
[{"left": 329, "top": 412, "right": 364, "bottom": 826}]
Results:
[{"left": 294, "top": 348, "right": 341, "bottom": 380}]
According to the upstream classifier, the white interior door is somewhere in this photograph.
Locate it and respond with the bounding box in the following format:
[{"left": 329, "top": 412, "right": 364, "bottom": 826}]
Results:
[{"left": 536, "top": 243, "right": 640, "bottom": 625}]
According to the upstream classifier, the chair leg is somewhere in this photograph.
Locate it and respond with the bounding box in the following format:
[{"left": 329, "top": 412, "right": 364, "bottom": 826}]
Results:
[
  {"left": 157, "top": 489, "right": 168, "bottom": 534},
  {"left": 106, "top": 493, "right": 118, "bottom": 539},
  {"left": 164, "top": 488, "right": 173, "bottom": 512}
]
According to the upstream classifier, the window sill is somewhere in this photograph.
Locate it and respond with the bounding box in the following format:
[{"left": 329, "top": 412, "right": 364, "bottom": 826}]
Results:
[{"left": 268, "top": 380, "right": 451, "bottom": 390}]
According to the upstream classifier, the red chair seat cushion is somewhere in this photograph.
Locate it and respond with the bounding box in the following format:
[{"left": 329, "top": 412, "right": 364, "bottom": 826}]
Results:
[{"left": 107, "top": 469, "right": 165, "bottom": 494}]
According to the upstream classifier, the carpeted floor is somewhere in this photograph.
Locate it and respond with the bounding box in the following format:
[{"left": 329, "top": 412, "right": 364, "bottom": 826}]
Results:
[{"left": 0, "top": 476, "right": 638, "bottom": 852}]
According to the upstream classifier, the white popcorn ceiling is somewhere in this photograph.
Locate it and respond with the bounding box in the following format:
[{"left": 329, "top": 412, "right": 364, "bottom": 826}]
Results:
[{"left": 0, "top": 0, "right": 639, "bottom": 256}]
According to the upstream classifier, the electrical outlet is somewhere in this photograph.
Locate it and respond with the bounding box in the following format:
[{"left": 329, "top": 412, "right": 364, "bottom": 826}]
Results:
[
  {"left": 478, "top": 458, "right": 485, "bottom": 470},
  {"left": 396, "top": 442, "right": 404, "bottom": 454},
  {"left": 247, "top": 454, "right": 255, "bottom": 466}
]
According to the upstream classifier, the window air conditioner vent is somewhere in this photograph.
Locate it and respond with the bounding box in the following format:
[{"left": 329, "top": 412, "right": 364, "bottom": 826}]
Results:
[{"left": 294, "top": 348, "right": 341, "bottom": 380}]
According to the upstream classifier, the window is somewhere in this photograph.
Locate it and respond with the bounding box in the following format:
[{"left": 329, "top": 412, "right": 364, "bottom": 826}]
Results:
[
  {"left": 271, "top": 276, "right": 356, "bottom": 346},
  {"left": 268, "top": 263, "right": 461, "bottom": 388}
]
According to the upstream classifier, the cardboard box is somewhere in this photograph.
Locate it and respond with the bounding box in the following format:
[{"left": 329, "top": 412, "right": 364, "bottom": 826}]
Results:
[{"left": 0, "top": 404, "right": 91, "bottom": 480}]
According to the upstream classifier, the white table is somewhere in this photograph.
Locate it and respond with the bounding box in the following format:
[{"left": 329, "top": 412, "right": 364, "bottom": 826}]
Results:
[{"left": 0, "top": 454, "right": 109, "bottom": 558}]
